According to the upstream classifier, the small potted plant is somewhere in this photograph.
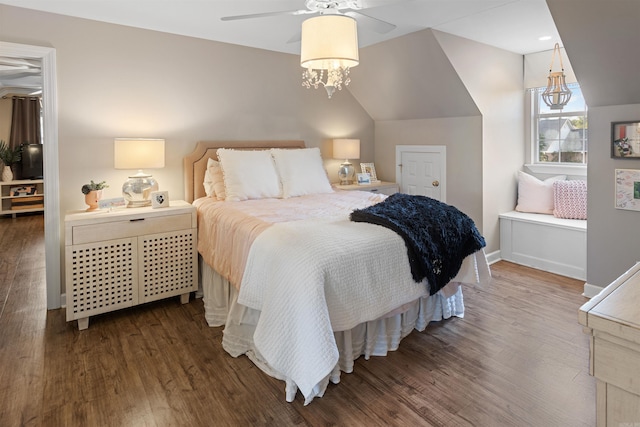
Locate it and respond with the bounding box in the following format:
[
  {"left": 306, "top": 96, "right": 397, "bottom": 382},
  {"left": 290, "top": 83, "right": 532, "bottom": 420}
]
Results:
[
  {"left": 0, "top": 140, "right": 22, "bottom": 182},
  {"left": 81, "top": 180, "right": 108, "bottom": 211}
]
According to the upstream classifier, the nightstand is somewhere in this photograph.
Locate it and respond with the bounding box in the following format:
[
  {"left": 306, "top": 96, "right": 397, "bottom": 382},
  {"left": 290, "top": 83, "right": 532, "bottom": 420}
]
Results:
[
  {"left": 64, "top": 200, "right": 198, "bottom": 330},
  {"left": 333, "top": 181, "right": 399, "bottom": 196}
]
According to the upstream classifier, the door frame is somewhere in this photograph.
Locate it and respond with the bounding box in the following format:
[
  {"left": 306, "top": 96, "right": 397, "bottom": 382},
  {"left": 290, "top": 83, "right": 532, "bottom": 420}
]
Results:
[
  {"left": 395, "top": 145, "right": 446, "bottom": 202},
  {"left": 0, "top": 42, "right": 61, "bottom": 309}
]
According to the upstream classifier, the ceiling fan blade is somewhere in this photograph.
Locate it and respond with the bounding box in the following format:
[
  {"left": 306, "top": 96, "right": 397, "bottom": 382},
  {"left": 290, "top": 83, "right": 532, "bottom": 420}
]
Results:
[
  {"left": 345, "top": 10, "right": 396, "bottom": 34},
  {"left": 221, "top": 9, "right": 313, "bottom": 22}
]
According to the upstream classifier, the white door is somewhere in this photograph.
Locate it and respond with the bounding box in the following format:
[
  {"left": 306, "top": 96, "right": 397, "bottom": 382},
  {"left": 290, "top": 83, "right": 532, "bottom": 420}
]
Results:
[{"left": 395, "top": 145, "right": 446, "bottom": 202}]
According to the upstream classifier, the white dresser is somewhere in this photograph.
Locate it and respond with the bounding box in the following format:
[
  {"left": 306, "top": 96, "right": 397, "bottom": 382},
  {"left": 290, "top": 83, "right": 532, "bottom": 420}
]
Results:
[
  {"left": 65, "top": 200, "right": 198, "bottom": 330},
  {"left": 579, "top": 262, "right": 640, "bottom": 426}
]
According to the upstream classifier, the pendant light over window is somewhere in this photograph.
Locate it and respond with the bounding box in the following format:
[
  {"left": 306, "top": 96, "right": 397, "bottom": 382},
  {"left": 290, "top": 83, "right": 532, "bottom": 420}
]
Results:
[
  {"left": 300, "top": 14, "right": 359, "bottom": 99},
  {"left": 541, "top": 43, "right": 572, "bottom": 110}
]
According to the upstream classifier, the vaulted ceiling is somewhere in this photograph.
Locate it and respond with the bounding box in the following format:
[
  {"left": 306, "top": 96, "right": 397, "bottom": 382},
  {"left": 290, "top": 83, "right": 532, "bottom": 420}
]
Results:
[
  {"left": 0, "top": 0, "right": 561, "bottom": 55},
  {"left": 3, "top": 1, "right": 636, "bottom": 109}
]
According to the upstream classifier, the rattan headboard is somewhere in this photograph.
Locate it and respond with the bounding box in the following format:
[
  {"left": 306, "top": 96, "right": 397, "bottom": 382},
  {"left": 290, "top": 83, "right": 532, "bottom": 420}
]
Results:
[{"left": 183, "top": 140, "right": 306, "bottom": 203}]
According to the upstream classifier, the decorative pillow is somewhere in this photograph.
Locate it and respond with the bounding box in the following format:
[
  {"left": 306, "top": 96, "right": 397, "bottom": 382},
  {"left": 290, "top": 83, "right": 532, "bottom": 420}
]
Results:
[
  {"left": 271, "top": 148, "right": 333, "bottom": 198},
  {"left": 203, "top": 158, "right": 215, "bottom": 197},
  {"left": 515, "top": 171, "right": 566, "bottom": 214},
  {"left": 553, "top": 180, "right": 587, "bottom": 220},
  {"left": 204, "top": 157, "right": 225, "bottom": 200},
  {"left": 203, "top": 165, "right": 215, "bottom": 197},
  {"left": 216, "top": 148, "right": 281, "bottom": 201}
]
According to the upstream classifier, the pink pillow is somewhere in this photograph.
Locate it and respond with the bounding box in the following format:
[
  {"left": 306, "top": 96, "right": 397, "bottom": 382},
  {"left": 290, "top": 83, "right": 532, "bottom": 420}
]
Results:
[
  {"left": 553, "top": 180, "right": 587, "bottom": 220},
  {"left": 515, "top": 171, "right": 566, "bottom": 214}
]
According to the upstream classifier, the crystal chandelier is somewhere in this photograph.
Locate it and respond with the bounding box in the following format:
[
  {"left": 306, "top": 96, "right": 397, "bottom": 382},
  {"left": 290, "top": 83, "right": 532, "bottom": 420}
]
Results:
[
  {"left": 300, "top": 14, "right": 359, "bottom": 98},
  {"left": 541, "top": 43, "right": 572, "bottom": 110}
]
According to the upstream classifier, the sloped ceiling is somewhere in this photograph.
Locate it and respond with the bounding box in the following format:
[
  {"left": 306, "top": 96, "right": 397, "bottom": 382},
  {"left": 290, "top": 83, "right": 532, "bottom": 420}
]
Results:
[
  {"left": 547, "top": 0, "right": 640, "bottom": 107},
  {"left": 0, "top": 0, "right": 562, "bottom": 56},
  {"left": 348, "top": 29, "right": 480, "bottom": 121}
]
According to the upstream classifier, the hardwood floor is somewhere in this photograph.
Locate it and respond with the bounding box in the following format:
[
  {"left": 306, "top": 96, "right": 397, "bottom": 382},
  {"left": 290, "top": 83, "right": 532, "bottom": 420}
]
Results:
[{"left": 0, "top": 213, "right": 595, "bottom": 426}]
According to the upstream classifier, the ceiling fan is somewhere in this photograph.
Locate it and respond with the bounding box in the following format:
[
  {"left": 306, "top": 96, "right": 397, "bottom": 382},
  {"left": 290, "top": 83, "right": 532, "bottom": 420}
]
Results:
[{"left": 220, "top": 0, "right": 397, "bottom": 36}]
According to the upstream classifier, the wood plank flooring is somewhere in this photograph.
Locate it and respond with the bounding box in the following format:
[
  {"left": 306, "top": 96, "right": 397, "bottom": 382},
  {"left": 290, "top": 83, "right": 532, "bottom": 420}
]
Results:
[{"left": 0, "top": 213, "right": 595, "bottom": 426}]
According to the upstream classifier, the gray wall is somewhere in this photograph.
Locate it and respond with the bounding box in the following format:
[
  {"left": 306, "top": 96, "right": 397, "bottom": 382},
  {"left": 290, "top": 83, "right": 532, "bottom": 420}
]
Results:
[
  {"left": 586, "top": 104, "right": 640, "bottom": 288},
  {"left": 353, "top": 29, "right": 525, "bottom": 253},
  {"left": 0, "top": 5, "right": 374, "bottom": 292},
  {"left": 349, "top": 29, "right": 479, "bottom": 121},
  {"left": 0, "top": 5, "right": 375, "bottom": 205},
  {"left": 434, "top": 30, "right": 525, "bottom": 255},
  {"left": 548, "top": 0, "right": 640, "bottom": 288},
  {"left": 375, "top": 117, "right": 483, "bottom": 228},
  {"left": 351, "top": 29, "right": 484, "bottom": 231}
]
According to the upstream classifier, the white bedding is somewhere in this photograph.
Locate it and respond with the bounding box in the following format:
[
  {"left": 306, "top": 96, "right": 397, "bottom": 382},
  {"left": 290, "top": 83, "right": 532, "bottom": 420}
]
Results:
[
  {"left": 238, "top": 215, "right": 490, "bottom": 404},
  {"left": 195, "top": 191, "right": 491, "bottom": 404},
  {"left": 205, "top": 257, "right": 484, "bottom": 405}
]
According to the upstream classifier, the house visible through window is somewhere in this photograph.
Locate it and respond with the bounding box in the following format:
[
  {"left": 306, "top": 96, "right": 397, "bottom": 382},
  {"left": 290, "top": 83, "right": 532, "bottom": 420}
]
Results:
[{"left": 532, "top": 83, "right": 588, "bottom": 164}]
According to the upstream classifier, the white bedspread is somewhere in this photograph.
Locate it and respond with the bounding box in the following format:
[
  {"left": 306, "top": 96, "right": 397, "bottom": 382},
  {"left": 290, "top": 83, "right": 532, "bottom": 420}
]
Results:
[{"left": 238, "top": 215, "right": 490, "bottom": 404}]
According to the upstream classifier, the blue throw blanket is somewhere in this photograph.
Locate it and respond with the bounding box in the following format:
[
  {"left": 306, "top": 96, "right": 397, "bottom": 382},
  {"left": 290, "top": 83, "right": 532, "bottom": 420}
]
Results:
[{"left": 350, "top": 193, "right": 485, "bottom": 295}]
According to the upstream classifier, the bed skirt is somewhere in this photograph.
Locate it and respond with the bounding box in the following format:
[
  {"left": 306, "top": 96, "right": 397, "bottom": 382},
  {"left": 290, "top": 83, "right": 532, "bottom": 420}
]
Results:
[{"left": 200, "top": 258, "right": 465, "bottom": 403}]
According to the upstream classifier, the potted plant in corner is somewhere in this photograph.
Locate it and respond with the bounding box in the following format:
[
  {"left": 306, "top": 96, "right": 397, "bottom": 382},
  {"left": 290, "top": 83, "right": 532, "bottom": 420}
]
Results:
[
  {"left": 81, "top": 180, "right": 108, "bottom": 211},
  {"left": 0, "top": 140, "right": 22, "bottom": 182}
]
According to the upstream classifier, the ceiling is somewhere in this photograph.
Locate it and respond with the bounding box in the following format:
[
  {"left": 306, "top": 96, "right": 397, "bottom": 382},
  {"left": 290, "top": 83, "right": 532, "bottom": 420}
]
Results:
[
  {"left": 0, "top": 56, "right": 42, "bottom": 97},
  {"left": 0, "top": 0, "right": 561, "bottom": 95},
  {"left": 0, "top": 0, "right": 561, "bottom": 56}
]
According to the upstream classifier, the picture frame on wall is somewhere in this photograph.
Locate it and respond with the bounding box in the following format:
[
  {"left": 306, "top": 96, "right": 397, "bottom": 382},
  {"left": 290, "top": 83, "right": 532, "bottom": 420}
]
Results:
[
  {"left": 615, "top": 169, "right": 640, "bottom": 211},
  {"left": 360, "top": 163, "right": 379, "bottom": 182},
  {"left": 611, "top": 121, "right": 640, "bottom": 158}
]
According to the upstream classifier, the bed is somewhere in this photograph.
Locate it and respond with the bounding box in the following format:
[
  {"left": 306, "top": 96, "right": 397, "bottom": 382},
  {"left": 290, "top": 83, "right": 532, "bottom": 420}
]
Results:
[{"left": 184, "top": 140, "right": 491, "bottom": 405}]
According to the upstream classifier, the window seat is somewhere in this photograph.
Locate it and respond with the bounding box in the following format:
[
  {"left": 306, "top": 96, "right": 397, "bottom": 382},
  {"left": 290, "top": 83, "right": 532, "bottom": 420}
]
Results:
[{"left": 499, "top": 211, "right": 586, "bottom": 280}]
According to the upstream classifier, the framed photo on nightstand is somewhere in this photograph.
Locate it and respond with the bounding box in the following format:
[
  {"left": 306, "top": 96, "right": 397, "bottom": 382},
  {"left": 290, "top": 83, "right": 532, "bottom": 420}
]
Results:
[
  {"left": 360, "top": 163, "right": 380, "bottom": 184},
  {"left": 356, "top": 173, "right": 371, "bottom": 185},
  {"left": 151, "top": 191, "right": 169, "bottom": 208},
  {"left": 360, "top": 163, "right": 379, "bottom": 182}
]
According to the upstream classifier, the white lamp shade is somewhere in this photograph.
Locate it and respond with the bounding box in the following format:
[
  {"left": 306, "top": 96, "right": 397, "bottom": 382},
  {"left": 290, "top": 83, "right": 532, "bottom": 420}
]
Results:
[
  {"left": 333, "top": 139, "right": 360, "bottom": 160},
  {"left": 114, "top": 138, "right": 165, "bottom": 169},
  {"left": 301, "top": 15, "right": 359, "bottom": 70}
]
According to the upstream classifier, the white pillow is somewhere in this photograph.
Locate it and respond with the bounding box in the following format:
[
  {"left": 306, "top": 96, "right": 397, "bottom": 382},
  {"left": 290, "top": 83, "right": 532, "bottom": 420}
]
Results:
[
  {"left": 515, "top": 171, "right": 566, "bottom": 214},
  {"left": 217, "top": 149, "right": 281, "bottom": 201},
  {"left": 204, "top": 158, "right": 215, "bottom": 197},
  {"left": 271, "top": 148, "right": 333, "bottom": 198},
  {"left": 203, "top": 164, "right": 215, "bottom": 197},
  {"left": 204, "top": 158, "right": 226, "bottom": 200}
]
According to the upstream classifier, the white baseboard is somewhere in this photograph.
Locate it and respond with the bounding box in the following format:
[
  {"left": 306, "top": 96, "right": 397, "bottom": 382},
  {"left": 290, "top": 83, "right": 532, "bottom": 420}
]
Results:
[
  {"left": 583, "top": 283, "right": 604, "bottom": 299},
  {"left": 485, "top": 250, "right": 501, "bottom": 265}
]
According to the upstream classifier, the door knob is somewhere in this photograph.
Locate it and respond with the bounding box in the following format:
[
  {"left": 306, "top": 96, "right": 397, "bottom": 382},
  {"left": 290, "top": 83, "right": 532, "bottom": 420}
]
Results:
[{"left": 432, "top": 180, "right": 440, "bottom": 187}]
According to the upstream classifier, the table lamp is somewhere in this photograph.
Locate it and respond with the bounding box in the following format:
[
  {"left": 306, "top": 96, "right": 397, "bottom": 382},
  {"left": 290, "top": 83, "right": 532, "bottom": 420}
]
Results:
[
  {"left": 333, "top": 138, "right": 360, "bottom": 185},
  {"left": 114, "top": 138, "right": 165, "bottom": 207}
]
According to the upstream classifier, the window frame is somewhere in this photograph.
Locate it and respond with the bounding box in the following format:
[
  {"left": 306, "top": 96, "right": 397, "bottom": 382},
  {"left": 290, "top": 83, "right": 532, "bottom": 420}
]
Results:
[{"left": 528, "top": 83, "right": 588, "bottom": 172}]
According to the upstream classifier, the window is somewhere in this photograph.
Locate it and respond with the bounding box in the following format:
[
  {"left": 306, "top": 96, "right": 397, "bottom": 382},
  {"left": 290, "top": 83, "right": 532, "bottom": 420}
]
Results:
[{"left": 532, "top": 83, "right": 588, "bottom": 164}]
